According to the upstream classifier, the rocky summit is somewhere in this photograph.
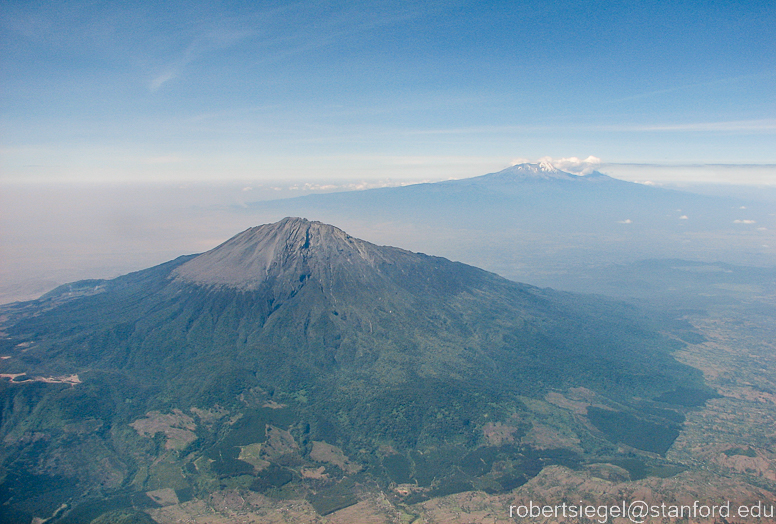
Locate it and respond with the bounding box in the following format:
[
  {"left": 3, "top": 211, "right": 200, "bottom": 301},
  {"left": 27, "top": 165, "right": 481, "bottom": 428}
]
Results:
[
  {"left": 0, "top": 218, "right": 715, "bottom": 523},
  {"left": 171, "top": 217, "right": 393, "bottom": 290}
]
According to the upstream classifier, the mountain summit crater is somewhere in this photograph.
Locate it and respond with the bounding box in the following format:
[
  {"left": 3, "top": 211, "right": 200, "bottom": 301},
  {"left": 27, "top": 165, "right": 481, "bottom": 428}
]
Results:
[{"left": 172, "top": 217, "right": 392, "bottom": 290}]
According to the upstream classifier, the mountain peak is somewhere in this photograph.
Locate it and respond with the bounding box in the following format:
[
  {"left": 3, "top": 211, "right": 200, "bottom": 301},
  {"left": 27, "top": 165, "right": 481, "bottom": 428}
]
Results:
[
  {"left": 468, "top": 163, "right": 621, "bottom": 185},
  {"left": 481, "top": 162, "right": 577, "bottom": 182},
  {"left": 171, "top": 217, "right": 383, "bottom": 290},
  {"left": 2, "top": 217, "right": 713, "bottom": 516}
]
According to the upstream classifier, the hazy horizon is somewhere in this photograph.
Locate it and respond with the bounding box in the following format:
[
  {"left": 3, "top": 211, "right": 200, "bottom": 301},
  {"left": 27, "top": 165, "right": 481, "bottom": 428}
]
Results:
[{"left": 2, "top": 161, "right": 774, "bottom": 305}]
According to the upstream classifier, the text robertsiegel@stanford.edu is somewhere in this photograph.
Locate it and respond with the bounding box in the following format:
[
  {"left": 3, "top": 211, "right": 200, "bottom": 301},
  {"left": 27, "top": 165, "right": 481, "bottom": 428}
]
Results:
[{"left": 509, "top": 499, "right": 774, "bottom": 522}]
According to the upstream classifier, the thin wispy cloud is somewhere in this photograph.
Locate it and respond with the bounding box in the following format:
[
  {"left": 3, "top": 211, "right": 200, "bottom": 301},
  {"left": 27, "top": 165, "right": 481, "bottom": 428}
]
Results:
[
  {"left": 589, "top": 120, "right": 776, "bottom": 133},
  {"left": 403, "top": 120, "right": 776, "bottom": 137},
  {"left": 149, "top": 3, "right": 429, "bottom": 92},
  {"left": 613, "top": 71, "right": 776, "bottom": 103},
  {"left": 625, "top": 120, "right": 776, "bottom": 132},
  {"left": 150, "top": 70, "right": 179, "bottom": 91},
  {"left": 405, "top": 125, "right": 553, "bottom": 136},
  {"left": 150, "top": 27, "right": 255, "bottom": 91},
  {"left": 141, "top": 155, "right": 186, "bottom": 165},
  {"left": 185, "top": 105, "right": 282, "bottom": 123}
]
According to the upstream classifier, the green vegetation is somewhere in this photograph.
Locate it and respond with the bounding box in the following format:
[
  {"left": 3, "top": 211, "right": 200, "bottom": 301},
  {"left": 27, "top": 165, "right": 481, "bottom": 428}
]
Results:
[
  {"left": 382, "top": 454, "right": 412, "bottom": 484},
  {"left": 306, "top": 477, "right": 359, "bottom": 515},
  {"left": 601, "top": 458, "right": 686, "bottom": 481},
  {"left": 724, "top": 447, "right": 757, "bottom": 457},
  {"left": 249, "top": 465, "right": 294, "bottom": 492},
  {"left": 58, "top": 493, "right": 158, "bottom": 524},
  {"left": 655, "top": 387, "right": 721, "bottom": 407},
  {"left": 586, "top": 407, "right": 681, "bottom": 455},
  {"left": 0, "top": 223, "right": 716, "bottom": 520},
  {"left": 90, "top": 509, "right": 159, "bottom": 524}
]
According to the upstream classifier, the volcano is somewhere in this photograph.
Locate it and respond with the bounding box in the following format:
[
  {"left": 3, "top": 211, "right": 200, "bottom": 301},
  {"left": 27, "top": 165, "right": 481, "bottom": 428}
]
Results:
[{"left": 0, "top": 218, "right": 713, "bottom": 522}]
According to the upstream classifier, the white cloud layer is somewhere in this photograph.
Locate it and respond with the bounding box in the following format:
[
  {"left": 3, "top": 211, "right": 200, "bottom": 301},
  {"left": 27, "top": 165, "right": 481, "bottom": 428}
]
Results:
[{"left": 537, "top": 156, "right": 602, "bottom": 175}]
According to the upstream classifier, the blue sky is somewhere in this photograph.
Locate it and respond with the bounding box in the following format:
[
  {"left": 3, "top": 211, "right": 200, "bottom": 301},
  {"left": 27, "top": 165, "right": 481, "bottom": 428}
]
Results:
[{"left": 2, "top": 0, "right": 775, "bottom": 183}]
